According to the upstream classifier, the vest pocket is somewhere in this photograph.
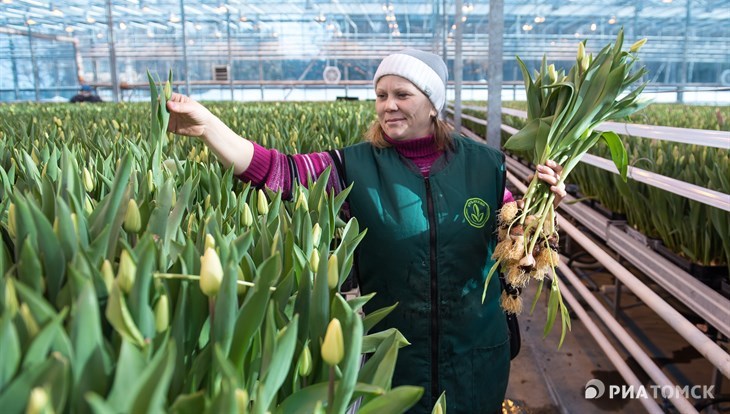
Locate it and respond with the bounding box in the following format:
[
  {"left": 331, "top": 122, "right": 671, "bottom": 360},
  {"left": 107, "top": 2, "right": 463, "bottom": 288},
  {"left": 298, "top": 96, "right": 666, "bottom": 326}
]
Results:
[{"left": 471, "top": 338, "right": 510, "bottom": 413}]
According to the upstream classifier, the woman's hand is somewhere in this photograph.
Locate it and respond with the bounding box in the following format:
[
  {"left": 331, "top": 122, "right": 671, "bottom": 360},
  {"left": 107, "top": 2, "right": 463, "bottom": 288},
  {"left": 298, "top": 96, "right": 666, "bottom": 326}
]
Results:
[
  {"left": 536, "top": 160, "right": 566, "bottom": 208},
  {"left": 166, "top": 93, "right": 214, "bottom": 138}
]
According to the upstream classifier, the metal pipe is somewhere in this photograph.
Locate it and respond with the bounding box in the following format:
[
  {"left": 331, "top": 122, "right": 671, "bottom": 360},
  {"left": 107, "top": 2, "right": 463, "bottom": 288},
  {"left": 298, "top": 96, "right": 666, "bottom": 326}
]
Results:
[
  {"left": 105, "top": 0, "right": 119, "bottom": 102},
  {"left": 486, "top": 0, "right": 504, "bottom": 148},
  {"left": 10, "top": 36, "right": 19, "bottom": 101},
  {"left": 558, "top": 262, "right": 698, "bottom": 414},
  {"left": 226, "top": 9, "right": 234, "bottom": 101},
  {"left": 678, "top": 0, "right": 692, "bottom": 103},
  {"left": 497, "top": 106, "right": 729, "bottom": 149},
  {"left": 179, "top": 0, "right": 191, "bottom": 96},
  {"left": 582, "top": 153, "right": 730, "bottom": 212},
  {"left": 559, "top": 212, "right": 730, "bottom": 378},
  {"left": 27, "top": 25, "right": 40, "bottom": 102}
]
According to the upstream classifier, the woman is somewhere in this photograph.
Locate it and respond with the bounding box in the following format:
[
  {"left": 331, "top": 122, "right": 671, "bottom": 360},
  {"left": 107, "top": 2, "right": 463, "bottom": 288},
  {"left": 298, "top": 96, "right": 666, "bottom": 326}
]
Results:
[{"left": 167, "top": 49, "right": 565, "bottom": 414}]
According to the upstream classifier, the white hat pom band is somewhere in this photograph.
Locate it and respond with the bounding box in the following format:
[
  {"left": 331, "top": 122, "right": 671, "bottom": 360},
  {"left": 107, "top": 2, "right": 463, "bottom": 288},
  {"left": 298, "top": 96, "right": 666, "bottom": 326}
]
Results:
[{"left": 373, "top": 53, "right": 446, "bottom": 112}]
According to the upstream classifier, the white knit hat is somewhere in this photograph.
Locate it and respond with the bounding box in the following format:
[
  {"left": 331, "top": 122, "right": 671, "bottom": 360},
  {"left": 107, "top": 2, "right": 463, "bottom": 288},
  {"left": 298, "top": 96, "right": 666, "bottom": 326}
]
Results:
[{"left": 373, "top": 49, "right": 448, "bottom": 112}]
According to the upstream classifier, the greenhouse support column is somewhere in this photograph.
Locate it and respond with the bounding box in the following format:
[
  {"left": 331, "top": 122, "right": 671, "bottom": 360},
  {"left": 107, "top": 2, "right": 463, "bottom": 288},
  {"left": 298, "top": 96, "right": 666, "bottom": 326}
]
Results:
[
  {"left": 453, "top": 0, "right": 463, "bottom": 131},
  {"left": 678, "top": 0, "right": 692, "bottom": 103},
  {"left": 486, "top": 0, "right": 504, "bottom": 149},
  {"left": 441, "top": 0, "right": 447, "bottom": 63},
  {"left": 27, "top": 26, "right": 40, "bottom": 102},
  {"left": 226, "top": 8, "right": 234, "bottom": 101},
  {"left": 10, "top": 36, "right": 20, "bottom": 100},
  {"left": 179, "top": 0, "right": 190, "bottom": 96},
  {"left": 105, "top": 0, "right": 119, "bottom": 102}
]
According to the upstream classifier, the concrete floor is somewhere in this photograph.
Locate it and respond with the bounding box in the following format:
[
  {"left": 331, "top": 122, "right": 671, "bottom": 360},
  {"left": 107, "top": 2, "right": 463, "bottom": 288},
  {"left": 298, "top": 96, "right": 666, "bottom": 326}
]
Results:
[{"left": 503, "top": 258, "right": 729, "bottom": 414}]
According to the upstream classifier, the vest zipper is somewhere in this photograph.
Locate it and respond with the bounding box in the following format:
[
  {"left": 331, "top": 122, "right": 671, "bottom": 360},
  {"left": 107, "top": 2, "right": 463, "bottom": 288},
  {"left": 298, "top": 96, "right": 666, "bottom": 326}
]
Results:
[{"left": 424, "top": 178, "right": 439, "bottom": 405}]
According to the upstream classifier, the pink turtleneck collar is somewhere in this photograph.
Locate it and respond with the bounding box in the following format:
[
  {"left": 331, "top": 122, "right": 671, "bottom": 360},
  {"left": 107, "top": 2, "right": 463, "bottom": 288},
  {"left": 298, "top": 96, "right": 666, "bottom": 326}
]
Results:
[{"left": 384, "top": 134, "right": 444, "bottom": 177}]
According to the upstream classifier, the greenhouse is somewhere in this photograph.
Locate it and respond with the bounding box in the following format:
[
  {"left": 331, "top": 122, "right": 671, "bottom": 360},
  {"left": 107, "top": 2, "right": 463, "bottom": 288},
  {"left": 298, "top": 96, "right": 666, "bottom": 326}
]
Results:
[{"left": 0, "top": 1, "right": 728, "bottom": 413}]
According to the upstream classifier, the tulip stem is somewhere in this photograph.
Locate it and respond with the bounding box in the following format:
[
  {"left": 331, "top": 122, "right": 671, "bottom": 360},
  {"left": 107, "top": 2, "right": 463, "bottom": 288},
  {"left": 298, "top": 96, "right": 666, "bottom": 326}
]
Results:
[
  {"left": 327, "top": 365, "right": 335, "bottom": 413},
  {"left": 153, "top": 273, "right": 276, "bottom": 291}
]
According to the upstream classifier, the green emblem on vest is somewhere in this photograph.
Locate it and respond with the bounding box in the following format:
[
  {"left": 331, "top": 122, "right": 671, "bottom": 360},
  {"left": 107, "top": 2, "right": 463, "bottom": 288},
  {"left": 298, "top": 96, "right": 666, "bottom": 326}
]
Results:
[{"left": 464, "top": 197, "right": 490, "bottom": 228}]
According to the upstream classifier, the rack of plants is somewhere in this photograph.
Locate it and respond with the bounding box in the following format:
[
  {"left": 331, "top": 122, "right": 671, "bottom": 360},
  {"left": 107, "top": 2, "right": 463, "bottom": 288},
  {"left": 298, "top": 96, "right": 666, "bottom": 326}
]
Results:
[{"left": 654, "top": 243, "right": 729, "bottom": 290}]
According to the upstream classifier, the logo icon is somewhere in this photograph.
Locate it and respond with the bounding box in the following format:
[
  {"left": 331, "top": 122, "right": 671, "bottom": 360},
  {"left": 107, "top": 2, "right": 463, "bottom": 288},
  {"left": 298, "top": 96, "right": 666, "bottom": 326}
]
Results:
[
  {"left": 464, "top": 198, "right": 489, "bottom": 228},
  {"left": 585, "top": 379, "right": 605, "bottom": 399}
]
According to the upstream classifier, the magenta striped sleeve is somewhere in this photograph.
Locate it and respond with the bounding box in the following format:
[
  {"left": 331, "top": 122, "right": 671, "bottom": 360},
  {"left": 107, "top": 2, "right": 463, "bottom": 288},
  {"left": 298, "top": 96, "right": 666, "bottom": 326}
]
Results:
[{"left": 236, "top": 142, "right": 342, "bottom": 199}]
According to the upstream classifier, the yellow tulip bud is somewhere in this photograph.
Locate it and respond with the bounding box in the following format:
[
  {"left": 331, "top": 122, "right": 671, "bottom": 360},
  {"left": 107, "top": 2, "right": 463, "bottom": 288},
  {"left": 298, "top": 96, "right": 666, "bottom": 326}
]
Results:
[
  {"left": 257, "top": 189, "right": 269, "bottom": 215},
  {"left": 204, "top": 194, "right": 211, "bottom": 210},
  {"left": 26, "top": 387, "right": 50, "bottom": 414},
  {"left": 101, "top": 259, "right": 115, "bottom": 294},
  {"left": 629, "top": 38, "right": 647, "bottom": 53},
  {"left": 84, "top": 196, "right": 94, "bottom": 216},
  {"left": 82, "top": 167, "right": 94, "bottom": 192},
  {"left": 4, "top": 278, "right": 18, "bottom": 317},
  {"left": 241, "top": 203, "right": 253, "bottom": 227},
  {"left": 200, "top": 247, "right": 223, "bottom": 297},
  {"left": 123, "top": 199, "right": 141, "bottom": 233},
  {"left": 433, "top": 404, "right": 443, "bottom": 414},
  {"left": 147, "top": 170, "right": 154, "bottom": 193},
  {"left": 235, "top": 389, "right": 249, "bottom": 414},
  {"left": 327, "top": 254, "right": 339, "bottom": 289},
  {"left": 164, "top": 80, "right": 172, "bottom": 100},
  {"left": 309, "top": 249, "right": 320, "bottom": 271},
  {"left": 204, "top": 233, "right": 216, "bottom": 251},
  {"left": 577, "top": 42, "right": 585, "bottom": 62},
  {"left": 236, "top": 266, "right": 247, "bottom": 295},
  {"left": 7, "top": 203, "right": 16, "bottom": 239},
  {"left": 298, "top": 344, "right": 312, "bottom": 376},
  {"left": 117, "top": 250, "right": 136, "bottom": 294},
  {"left": 154, "top": 294, "right": 169, "bottom": 333},
  {"left": 547, "top": 64, "right": 557, "bottom": 83},
  {"left": 311, "top": 223, "right": 322, "bottom": 247},
  {"left": 321, "top": 318, "right": 344, "bottom": 365},
  {"left": 295, "top": 188, "right": 308, "bottom": 211},
  {"left": 20, "top": 303, "right": 39, "bottom": 337},
  {"left": 70, "top": 213, "right": 79, "bottom": 237}
]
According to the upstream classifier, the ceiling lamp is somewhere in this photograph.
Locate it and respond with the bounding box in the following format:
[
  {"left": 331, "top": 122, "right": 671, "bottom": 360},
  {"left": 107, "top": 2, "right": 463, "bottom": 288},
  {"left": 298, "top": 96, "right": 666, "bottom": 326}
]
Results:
[
  {"left": 169, "top": 13, "right": 181, "bottom": 23},
  {"left": 608, "top": 16, "right": 617, "bottom": 24},
  {"left": 86, "top": 16, "right": 96, "bottom": 23},
  {"left": 522, "top": 24, "right": 533, "bottom": 31},
  {"left": 119, "top": 22, "right": 127, "bottom": 30},
  {"left": 65, "top": 26, "right": 74, "bottom": 33},
  {"left": 26, "top": 18, "right": 36, "bottom": 25},
  {"left": 590, "top": 23, "right": 597, "bottom": 31},
  {"left": 534, "top": 16, "right": 545, "bottom": 23}
]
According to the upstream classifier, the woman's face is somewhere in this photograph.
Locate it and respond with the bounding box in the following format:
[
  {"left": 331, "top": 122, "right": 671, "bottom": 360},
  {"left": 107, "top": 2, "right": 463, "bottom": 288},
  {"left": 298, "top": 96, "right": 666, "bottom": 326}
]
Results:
[{"left": 375, "top": 75, "right": 437, "bottom": 141}]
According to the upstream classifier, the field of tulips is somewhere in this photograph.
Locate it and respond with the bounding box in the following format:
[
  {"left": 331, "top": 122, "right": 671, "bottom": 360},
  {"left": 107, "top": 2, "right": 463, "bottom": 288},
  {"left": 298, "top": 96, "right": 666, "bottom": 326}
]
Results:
[
  {"left": 462, "top": 102, "right": 730, "bottom": 281},
  {"left": 0, "top": 84, "right": 440, "bottom": 414}
]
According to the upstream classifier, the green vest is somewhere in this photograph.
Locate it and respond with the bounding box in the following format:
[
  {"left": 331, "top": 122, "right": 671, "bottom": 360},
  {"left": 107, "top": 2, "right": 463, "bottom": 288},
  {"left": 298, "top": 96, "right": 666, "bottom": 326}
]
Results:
[{"left": 342, "top": 136, "right": 510, "bottom": 414}]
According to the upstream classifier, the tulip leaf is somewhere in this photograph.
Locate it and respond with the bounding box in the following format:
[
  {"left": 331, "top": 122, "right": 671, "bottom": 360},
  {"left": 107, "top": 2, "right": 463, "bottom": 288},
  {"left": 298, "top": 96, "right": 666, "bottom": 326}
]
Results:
[
  {"left": 0, "top": 351, "right": 68, "bottom": 414},
  {"left": 362, "top": 302, "right": 399, "bottom": 334},
  {"left": 169, "top": 391, "right": 206, "bottom": 414},
  {"left": 254, "top": 315, "right": 298, "bottom": 414},
  {"left": 229, "top": 253, "right": 280, "bottom": 369},
  {"left": 105, "top": 281, "right": 145, "bottom": 347},
  {"left": 28, "top": 201, "right": 65, "bottom": 304},
  {"left": 358, "top": 329, "right": 399, "bottom": 393},
  {"left": 276, "top": 382, "right": 385, "bottom": 414},
  {"left": 128, "top": 341, "right": 177, "bottom": 414},
  {"left": 0, "top": 315, "right": 21, "bottom": 391},
  {"left": 357, "top": 385, "right": 424, "bottom": 414},
  {"left": 599, "top": 131, "right": 629, "bottom": 182}
]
